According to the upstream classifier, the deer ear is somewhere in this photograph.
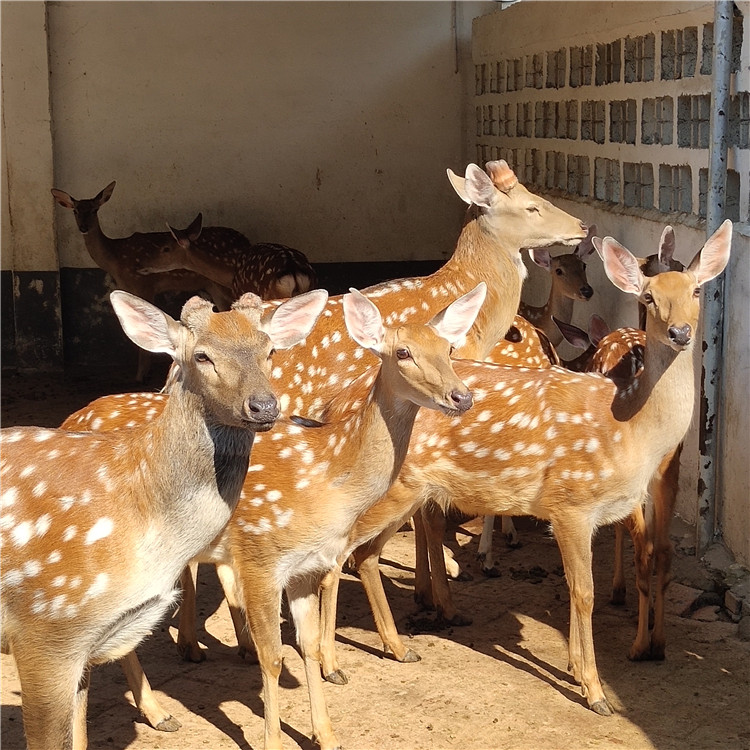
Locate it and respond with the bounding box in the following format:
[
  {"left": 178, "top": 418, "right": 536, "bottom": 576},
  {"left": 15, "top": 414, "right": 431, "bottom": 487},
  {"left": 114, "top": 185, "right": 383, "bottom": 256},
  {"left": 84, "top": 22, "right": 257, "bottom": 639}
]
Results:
[
  {"left": 186, "top": 213, "right": 203, "bottom": 242},
  {"left": 448, "top": 164, "right": 495, "bottom": 208},
  {"left": 658, "top": 226, "right": 676, "bottom": 267},
  {"left": 687, "top": 219, "right": 733, "bottom": 286},
  {"left": 553, "top": 317, "right": 589, "bottom": 350},
  {"left": 97, "top": 181, "right": 116, "bottom": 206},
  {"left": 529, "top": 247, "right": 551, "bottom": 270},
  {"left": 575, "top": 225, "right": 597, "bottom": 258},
  {"left": 343, "top": 289, "right": 386, "bottom": 351},
  {"left": 110, "top": 290, "right": 180, "bottom": 357},
  {"left": 429, "top": 282, "right": 486, "bottom": 348},
  {"left": 262, "top": 289, "right": 328, "bottom": 350},
  {"left": 50, "top": 188, "right": 75, "bottom": 209},
  {"left": 588, "top": 314, "right": 610, "bottom": 346},
  {"left": 601, "top": 237, "right": 644, "bottom": 296}
]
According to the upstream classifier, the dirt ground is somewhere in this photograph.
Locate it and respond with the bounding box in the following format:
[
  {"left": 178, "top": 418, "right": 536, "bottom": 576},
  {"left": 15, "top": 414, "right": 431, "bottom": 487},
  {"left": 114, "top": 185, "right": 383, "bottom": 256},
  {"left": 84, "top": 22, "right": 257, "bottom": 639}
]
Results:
[{"left": 2, "top": 368, "right": 749, "bottom": 750}]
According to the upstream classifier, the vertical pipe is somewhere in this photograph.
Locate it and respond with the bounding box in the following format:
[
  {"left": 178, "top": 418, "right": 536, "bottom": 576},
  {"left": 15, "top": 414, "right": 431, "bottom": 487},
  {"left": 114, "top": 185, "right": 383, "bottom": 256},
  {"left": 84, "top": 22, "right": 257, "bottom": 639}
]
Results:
[{"left": 697, "top": 0, "right": 733, "bottom": 554}]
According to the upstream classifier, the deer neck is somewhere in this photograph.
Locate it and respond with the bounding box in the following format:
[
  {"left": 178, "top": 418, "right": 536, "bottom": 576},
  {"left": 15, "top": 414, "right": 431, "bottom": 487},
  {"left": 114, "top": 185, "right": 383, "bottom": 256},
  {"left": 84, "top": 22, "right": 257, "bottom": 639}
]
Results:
[
  {"left": 327, "top": 375, "right": 421, "bottom": 514},
  {"left": 80, "top": 214, "right": 116, "bottom": 271},
  {"left": 611, "top": 335, "right": 695, "bottom": 451},
  {"left": 134, "top": 381, "right": 254, "bottom": 536},
  {"left": 445, "top": 215, "right": 526, "bottom": 358},
  {"left": 546, "top": 287, "right": 574, "bottom": 326},
  {"left": 183, "top": 245, "right": 235, "bottom": 289}
]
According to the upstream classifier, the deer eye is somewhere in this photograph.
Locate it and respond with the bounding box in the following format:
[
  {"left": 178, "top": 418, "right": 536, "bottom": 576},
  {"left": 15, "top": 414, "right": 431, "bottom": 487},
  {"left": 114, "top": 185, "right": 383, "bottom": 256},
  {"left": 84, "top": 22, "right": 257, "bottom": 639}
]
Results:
[
  {"left": 526, "top": 205, "right": 541, "bottom": 214},
  {"left": 267, "top": 347, "right": 277, "bottom": 360},
  {"left": 555, "top": 268, "right": 564, "bottom": 276},
  {"left": 693, "top": 287, "right": 701, "bottom": 298},
  {"left": 643, "top": 293, "right": 654, "bottom": 304},
  {"left": 396, "top": 348, "right": 411, "bottom": 360},
  {"left": 194, "top": 351, "right": 212, "bottom": 364}
]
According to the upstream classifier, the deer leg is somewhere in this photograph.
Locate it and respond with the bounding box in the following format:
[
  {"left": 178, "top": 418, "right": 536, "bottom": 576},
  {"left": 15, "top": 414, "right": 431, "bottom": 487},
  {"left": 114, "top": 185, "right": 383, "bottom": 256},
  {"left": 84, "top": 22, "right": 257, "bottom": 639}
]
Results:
[
  {"left": 553, "top": 516, "right": 612, "bottom": 716},
  {"left": 242, "top": 583, "right": 285, "bottom": 750},
  {"left": 319, "top": 564, "right": 349, "bottom": 684},
  {"left": 12, "top": 640, "right": 83, "bottom": 750},
  {"left": 119, "top": 650, "right": 180, "bottom": 732},
  {"left": 649, "top": 444, "right": 681, "bottom": 660},
  {"left": 420, "top": 504, "right": 472, "bottom": 626},
  {"left": 287, "top": 578, "right": 341, "bottom": 750},
  {"left": 625, "top": 503, "right": 654, "bottom": 662},
  {"left": 214, "top": 562, "right": 256, "bottom": 661},
  {"left": 610, "top": 523, "right": 627, "bottom": 605},
  {"left": 72, "top": 666, "right": 90, "bottom": 750},
  {"left": 412, "top": 509, "right": 435, "bottom": 610},
  {"left": 176, "top": 561, "right": 205, "bottom": 662},
  {"left": 354, "top": 535, "right": 421, "bottom": 663},
  {"left": 477, "top": 515, "right": 498, "bottom": 576}
]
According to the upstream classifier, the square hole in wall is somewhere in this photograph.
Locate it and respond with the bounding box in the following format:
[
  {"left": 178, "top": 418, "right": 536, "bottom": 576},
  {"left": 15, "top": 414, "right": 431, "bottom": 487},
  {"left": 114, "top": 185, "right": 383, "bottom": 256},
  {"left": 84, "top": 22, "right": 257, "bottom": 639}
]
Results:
[
  {"left": 567, "top": 154, "right": 590, "bottom": 197},
  {"left": 699, "top": 168, "right": 741, "bottom": 221},
  {"left": 610, "top": 99, "right": 637, "bottom": 144},
  {"left": 659, "top": 164, "right": 692, "bottom": 214},
  {"left": 678, "top": 94, "right": 711, "bottom": 148},
  {"left": 596, "top": 40, "right": 621, "bottom": 85},
  {"left": 729, "top": 92, "right": 750, "bottom": 148},
  {"left": 625, "top": 34, "right": 655, "bottom": 82},
  {"left": 662, "top": 27, "right": 698, "bottom": 80},
  {"left": 581, "top": 100, "right": 606, "bottom": 143},
  {"left": 546, "top": 48, "right": 566, "bottom": 89},
  {"left": 526, "top": 53, "right": 544, "bottom": 89},
  {"left": 623, "top": 162, "right": 654, "bottom": 208},
  {"left": 701, "top": 9, "right": 745, "bottom": 75},
  {"left": 642, "top": 96, "right": 674, "bottom": 145},
  {"left": 570, "top": 44, "right": 594, "bottom": 88},
  {"left": 594, "top": 157, "right": 620, "bottom": 203}
]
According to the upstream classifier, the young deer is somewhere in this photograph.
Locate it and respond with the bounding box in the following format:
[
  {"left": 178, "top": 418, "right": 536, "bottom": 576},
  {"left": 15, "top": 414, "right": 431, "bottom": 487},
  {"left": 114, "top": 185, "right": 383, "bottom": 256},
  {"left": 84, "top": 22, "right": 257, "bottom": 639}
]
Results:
[
  {"left": 143, "top": 212, "right": 318, "bottom": 302},
  {"left": 59, "top": 284, "right": 487, "bottom": 749},
  {"left": 519, "top": 224, "right": 597, "bottom": 346},
  {"left": 0, "top": 288, "right": 328, "bottom": 750},
  {"left": 50, "top": 182, "right": 232, "bottom": 381},
  {"left": 319, "top": 221, "right": 732, "bottom": 715}
]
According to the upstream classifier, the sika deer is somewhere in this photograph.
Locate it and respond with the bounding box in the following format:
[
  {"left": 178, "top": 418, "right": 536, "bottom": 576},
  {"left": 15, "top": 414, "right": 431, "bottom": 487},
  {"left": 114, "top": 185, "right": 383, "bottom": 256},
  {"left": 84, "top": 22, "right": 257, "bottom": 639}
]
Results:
[
  {"left": 519, "top": 225, "right": 597, "bottom": 346},
  {"left": 50, "top": 182, "right": 232, "bottom": 381},
  {"left": 320, "top": 221, "right": 732, "bottom": 715},
  {"left": 60, "top": 283, "right": 487, "bottom": 749},
  {"left": 0, "top": 288, "right": 328, "bottom": 750},
  {"left": 138, "top": 212, "right": 318, "bottom": 304}
]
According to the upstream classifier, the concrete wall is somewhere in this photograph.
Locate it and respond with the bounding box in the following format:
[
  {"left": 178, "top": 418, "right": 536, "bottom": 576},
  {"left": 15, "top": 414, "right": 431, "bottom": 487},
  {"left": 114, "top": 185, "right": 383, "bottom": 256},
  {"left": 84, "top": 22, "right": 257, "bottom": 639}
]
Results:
[
  {"left": 44, "top": 1, "right": 489, "bottom": 267},
  {"left": 472, "top": 1, "right": 750, "bottom": 565}
]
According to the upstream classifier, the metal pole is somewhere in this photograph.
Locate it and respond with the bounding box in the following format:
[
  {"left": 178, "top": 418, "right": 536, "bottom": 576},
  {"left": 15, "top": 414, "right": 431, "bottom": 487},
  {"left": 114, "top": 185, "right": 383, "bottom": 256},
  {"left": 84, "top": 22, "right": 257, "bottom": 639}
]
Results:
[{"left": 697, "top": 0, "right": 733, "bottom": 554}]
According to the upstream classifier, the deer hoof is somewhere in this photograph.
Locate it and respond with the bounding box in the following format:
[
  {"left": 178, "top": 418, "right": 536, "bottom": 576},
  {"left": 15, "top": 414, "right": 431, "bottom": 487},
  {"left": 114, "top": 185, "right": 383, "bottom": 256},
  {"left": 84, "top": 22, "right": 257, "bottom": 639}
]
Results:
[
  {"left": 399, "top": 648, "right": 422, "bottom": 664},
  {"left": 481, "top": 565, "right": 501, "bottom": 578},
  {"left": 177, "top": 643, "right": 205, "bottom": 663},
  {"left": 590, "top": 699, "right": 613, "bottom": 717},
  {"left": 237, "top": 645, "right": 259, "bottom": 663},
  {"left": 610, "top": 588, "right": 626, "bottom": 606},
  {"left": 439, "top": 612, "right": 473, "bottom": 627},
  {"left": 324, "top": 669, "right": 349, "bottom": 685},
  {"left": 154, "top": 715, "right": 182, "bottom": 732}
]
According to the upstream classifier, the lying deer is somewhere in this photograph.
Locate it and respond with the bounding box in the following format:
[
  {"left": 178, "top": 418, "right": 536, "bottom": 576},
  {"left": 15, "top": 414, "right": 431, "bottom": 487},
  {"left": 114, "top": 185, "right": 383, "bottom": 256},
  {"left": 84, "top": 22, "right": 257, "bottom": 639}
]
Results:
[
  {"left": 60, "top": 284, "right": 487, "bottom": 749},
  {"left": 50, "top": 182, "right": 232, "bottom": 381},
  {"left": 318, "top": 220, "right": 732, "bottom": 715},
  {"left": 0, "top": 287, "right": 327, "bottom": 750},
  {"left": 144, "top": 212, "right": 318, "bottom": 302}
]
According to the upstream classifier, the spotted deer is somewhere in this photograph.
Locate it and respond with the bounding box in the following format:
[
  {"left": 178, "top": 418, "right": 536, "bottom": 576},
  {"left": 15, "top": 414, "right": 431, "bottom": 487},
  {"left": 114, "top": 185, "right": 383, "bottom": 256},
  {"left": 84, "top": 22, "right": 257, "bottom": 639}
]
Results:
[
  {"left": 50, "top": 182, "right": 232, "bottom": 381},
  {"left": 140, "top": 212, "right": 318, "bottom": 302},
  {"left": 519, "top": 224, "right": 597, "bottom": 347},
  {"left": 317, "top": 221, "right": 732, "bottom": 715},
  {"left": 0, "top": 288, "right": 328, "bottom": 750},
  {"left": 60, "top": 283, "right": 487, "bottom": 749}
]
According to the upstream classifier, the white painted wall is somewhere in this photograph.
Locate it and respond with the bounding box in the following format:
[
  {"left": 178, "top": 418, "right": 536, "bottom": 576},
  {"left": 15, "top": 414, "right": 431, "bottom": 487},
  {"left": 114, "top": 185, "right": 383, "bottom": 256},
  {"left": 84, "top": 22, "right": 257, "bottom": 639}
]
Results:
[
  {"left": 42, "top": 1, "right": 491, "bottom": 268},
  {"left": 472, "top": 1, "right": 750, "bottom": 564}
]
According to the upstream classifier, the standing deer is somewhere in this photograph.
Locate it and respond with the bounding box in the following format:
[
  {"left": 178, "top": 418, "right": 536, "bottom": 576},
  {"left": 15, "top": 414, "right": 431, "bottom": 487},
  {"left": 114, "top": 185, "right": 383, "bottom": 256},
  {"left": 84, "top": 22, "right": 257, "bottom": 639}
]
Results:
[
  {"left": 59, "top": 284, "right": 487, "bottom": 749},
  {"left": 0, "top": 287, "right": 328, "bottom": 750},
  {"left": 519, "top": 224, "right": 597, "bottom": 346},
  {"left": 317, "top": 221, "right": 732, "bottom": 715},
  {"left": 142, "top": 212, "right": 318, "bottom": 302},
  {"left": 50, "top": 182, "right": 232, "bottom": 381}
]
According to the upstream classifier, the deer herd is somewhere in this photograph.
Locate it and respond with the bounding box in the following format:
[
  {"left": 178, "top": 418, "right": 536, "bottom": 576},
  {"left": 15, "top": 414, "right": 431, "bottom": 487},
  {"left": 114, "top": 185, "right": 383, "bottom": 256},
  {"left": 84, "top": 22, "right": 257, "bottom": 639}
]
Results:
[{"left": 0, "top": 160, "right": 734, "bottom": 750}]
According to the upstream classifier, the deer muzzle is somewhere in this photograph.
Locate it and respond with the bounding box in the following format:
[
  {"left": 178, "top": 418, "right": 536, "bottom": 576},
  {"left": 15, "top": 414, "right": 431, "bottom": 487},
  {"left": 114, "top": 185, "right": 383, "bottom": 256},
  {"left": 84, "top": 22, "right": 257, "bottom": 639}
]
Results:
[
  {"left": 243, "top": 395, "right": 280, "bottom": 429},
  {"left": 449, "top": 389, "right": 473, "bottom": 414},
  {"left": 668, "top": 324, "right": 692, "bottom": 349}
]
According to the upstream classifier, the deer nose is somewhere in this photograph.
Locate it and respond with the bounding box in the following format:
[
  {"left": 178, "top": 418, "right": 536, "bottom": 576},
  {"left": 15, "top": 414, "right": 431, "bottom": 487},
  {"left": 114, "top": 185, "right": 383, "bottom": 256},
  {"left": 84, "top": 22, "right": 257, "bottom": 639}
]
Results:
[
  {"left": 668, "top": 324, "right": 692, "bottom": 347},
  {"left": 580, "top": 285, "right": 594, "bottom": 300},
  {"left": 450, "top": 390, "right": 473, "bottom": 414},
  {"left": 579, "top": 222, "right": 588, "bottom": 234},
  {"left": 245, "top": 395, "right": 279, "bottom": 425}
]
